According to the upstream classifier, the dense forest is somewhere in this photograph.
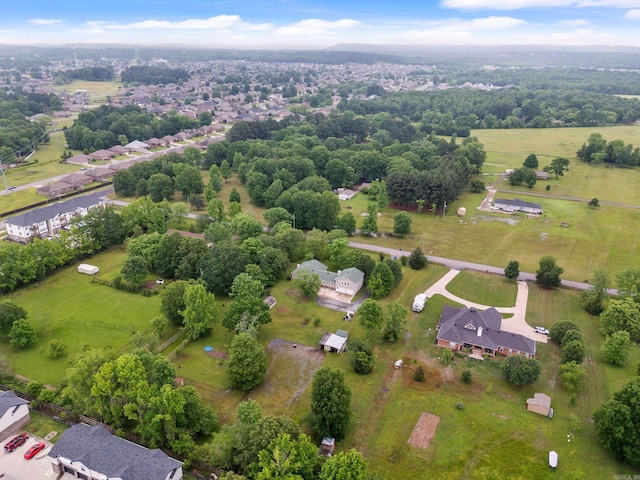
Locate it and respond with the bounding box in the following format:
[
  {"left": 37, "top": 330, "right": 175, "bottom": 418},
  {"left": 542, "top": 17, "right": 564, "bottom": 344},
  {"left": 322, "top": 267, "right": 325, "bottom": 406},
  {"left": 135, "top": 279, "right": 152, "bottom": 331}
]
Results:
[
  {"left": 63, "top": 104, "right": 199, "bottom": 151},
  {"left": 0, "top": 89, "right": 59, "bottom": 162},
  {"left": 121, "top": 66, "right": 191, "bottom": 85},
  {"left": 60, "top": 66, "right": 114, "bottom": 82},
  {"left": 338, "top": 89, "right": 640, "bottom": 134}
]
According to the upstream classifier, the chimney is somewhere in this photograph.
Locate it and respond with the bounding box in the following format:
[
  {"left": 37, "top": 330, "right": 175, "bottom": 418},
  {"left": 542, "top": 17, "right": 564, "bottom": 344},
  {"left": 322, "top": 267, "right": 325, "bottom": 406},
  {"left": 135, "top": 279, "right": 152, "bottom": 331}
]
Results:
[{"left": 477, "top": 326, "right": 483, "bottom": 337}]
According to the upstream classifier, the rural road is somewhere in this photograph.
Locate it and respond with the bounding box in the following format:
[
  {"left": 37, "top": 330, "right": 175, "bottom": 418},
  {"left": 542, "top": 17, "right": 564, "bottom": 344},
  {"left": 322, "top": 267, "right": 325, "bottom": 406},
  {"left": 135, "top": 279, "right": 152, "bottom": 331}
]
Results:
[{"left": 348, "top": 241, "right": 619, "bottom": 296}]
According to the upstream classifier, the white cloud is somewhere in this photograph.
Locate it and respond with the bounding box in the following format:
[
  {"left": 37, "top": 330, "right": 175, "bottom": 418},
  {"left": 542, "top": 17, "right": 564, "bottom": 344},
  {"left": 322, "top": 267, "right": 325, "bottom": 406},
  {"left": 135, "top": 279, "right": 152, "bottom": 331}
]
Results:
[
  {"left": 441, "top": 0, "right": 640, "bottom": 9},
  {"left": 625, "top": 9, "right": 640, "bottom": 19},
  {"left": 105, "top": 15, "right": 272, "bottom": 31},
  {"left": 455, "top": 16, "right": 526, "bottom": 30},
  {"left": 275, "top": 18, "right": 361, "bottom": 36},
  {"left": 28, "top": 19, "right": 63, "bottom": 26},
  {"left": 557, "top": 19, "right": 591, "bottom": 26}
]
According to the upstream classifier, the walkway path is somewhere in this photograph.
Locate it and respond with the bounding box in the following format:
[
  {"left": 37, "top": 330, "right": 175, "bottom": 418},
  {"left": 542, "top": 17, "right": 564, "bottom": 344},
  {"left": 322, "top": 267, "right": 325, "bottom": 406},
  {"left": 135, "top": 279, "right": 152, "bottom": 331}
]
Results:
[{"left": 421, "top": 269, "right": 547, "bottom": 344}]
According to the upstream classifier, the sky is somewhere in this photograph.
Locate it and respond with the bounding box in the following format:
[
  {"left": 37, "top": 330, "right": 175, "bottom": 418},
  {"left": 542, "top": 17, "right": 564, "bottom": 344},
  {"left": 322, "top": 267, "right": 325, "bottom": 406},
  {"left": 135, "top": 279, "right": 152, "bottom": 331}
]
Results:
[{"left": 2, "top": 0, "right": 640, "bottom": 48}]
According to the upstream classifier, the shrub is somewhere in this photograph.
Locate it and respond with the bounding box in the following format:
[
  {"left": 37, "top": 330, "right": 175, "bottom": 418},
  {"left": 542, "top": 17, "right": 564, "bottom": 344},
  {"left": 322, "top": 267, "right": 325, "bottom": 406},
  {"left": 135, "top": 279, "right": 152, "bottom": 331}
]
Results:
[
  {"left": 413, "top": 366, "right": 426, "bottom": 382},
  {"left": 561, "top": 340, "right": 586, "bottom": 364},
  {"left": 561, "top": 329, "right": 583, "bottom": 344},
  {"left": 351, "top": 350, "right": 374, "bottom": 375},
  {"left": 461, "top": 369, "right": 472, "bottom": 384},
  {"left": 46, "top": 339, "right": 68, "bottom": 359},
  {"left": 549, "top": 321, "right": 580, "bottom": 344},
  {"left": 456, "top": 402, "right": 465, "bottom": 410},
  {"left": 313, "top": 317, "right": 321, "bottom": 327},
  {"left": 501, "top": 355, "right": 542, "bottom": 387}
]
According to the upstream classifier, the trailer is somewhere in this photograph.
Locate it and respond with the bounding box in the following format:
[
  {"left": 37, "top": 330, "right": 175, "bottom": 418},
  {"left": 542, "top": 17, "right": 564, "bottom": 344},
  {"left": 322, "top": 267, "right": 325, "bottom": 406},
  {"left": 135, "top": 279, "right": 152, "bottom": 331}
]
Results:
[
  {"left": 78, "top": 264, "right": 99, "bottom": 275},
  {"left": 413, "top": 293, "right": 427, "bottom": 312}
]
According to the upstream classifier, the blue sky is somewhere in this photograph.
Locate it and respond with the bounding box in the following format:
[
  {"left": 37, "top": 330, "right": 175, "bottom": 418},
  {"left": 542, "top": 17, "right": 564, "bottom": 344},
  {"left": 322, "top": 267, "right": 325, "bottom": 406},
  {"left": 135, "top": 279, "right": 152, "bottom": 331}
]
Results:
[{"left": 3, "top": 1, "right": 640, "bottom": 48}]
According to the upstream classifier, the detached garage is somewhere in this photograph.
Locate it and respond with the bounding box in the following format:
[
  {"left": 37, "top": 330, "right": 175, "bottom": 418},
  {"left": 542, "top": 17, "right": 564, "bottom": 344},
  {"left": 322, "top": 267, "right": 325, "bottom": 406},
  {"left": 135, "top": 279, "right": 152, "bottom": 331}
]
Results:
[{"left": 77, "top": 264, "right": 99, "bottom": 275}]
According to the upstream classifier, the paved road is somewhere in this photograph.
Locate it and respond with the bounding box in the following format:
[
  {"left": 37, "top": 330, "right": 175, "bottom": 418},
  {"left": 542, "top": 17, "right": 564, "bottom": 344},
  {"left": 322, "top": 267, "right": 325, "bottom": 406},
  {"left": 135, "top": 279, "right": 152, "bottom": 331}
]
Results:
[{"left": 348, "top": 241, "right": 619, "bottom": 295}]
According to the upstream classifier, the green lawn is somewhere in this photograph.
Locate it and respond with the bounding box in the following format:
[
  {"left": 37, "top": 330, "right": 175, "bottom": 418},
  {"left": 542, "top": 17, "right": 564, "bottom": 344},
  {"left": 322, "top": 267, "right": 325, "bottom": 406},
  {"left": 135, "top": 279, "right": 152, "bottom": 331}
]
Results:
[
  {"left": 24, "top": 411, "right": 68, "bottom": 443},
  {"left": 343, "top": 191, "right": 640, "bottom": 281},
  {"left": 2, "top": 247, "right": 162, "bottom": 385},
  {"left": 445, "top": 271, "right": 518, "bottom": 307},
  {"left": 473, "top": 126, "right": 640, "bottom": 205}
]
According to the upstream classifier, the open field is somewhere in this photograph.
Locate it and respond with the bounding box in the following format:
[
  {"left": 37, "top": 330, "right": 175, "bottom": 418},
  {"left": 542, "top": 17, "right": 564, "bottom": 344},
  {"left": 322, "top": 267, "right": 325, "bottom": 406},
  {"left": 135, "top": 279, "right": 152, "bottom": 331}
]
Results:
[
  {"left": 342, "top": 190, "right": 640, "bottom": 281},
  {"left": 2, "top": 248, "right": 162, "bottom": 385},
  {"left": 473, "top": 126, "right": 640, "bottom": 204},
  {"left": 49, "top": 80, "right": 122, "bottom": 106}
]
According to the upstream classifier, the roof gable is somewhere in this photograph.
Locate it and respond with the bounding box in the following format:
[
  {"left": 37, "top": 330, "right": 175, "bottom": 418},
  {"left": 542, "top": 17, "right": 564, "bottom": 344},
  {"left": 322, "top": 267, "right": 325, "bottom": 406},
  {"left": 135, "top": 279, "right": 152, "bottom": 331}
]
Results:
[{"left": 0, "top": 390, "right": 28, "bottom": 417}]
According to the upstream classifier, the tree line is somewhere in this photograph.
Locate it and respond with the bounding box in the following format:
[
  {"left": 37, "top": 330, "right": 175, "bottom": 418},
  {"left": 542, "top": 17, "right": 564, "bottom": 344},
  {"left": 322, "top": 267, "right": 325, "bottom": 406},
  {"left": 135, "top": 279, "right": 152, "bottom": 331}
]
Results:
[
  {"left": 577, "top": 132, "right": 640, "bottom": 167},
  {"left": 63, "top": 104, "right": 200, "bottom": 152}
]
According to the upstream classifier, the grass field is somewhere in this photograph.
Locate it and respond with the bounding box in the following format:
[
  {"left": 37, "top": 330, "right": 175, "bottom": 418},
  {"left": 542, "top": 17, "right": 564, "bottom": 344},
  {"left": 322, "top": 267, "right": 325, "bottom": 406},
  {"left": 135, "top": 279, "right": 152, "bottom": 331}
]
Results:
[
  {"left": 445, "top": 271, "right": 518, "bottom": 307},
  {"left": 473, "top": 125, "right": 640, "bottom": 204},
  {"left": 49, "top": 80, "right": 122, "bottom": 106},
  {"left": 24, "top": 411, "right": 68, "bottom": 443},
  {"left": 2, "top": 248, "right": 162, "bottom": 385}
]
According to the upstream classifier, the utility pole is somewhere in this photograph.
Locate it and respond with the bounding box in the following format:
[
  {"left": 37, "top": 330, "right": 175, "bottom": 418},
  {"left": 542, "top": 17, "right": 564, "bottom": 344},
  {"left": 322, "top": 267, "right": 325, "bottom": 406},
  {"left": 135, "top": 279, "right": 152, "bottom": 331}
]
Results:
[{"left": 442, "top": 201, "right": 447, "bottom": 220}]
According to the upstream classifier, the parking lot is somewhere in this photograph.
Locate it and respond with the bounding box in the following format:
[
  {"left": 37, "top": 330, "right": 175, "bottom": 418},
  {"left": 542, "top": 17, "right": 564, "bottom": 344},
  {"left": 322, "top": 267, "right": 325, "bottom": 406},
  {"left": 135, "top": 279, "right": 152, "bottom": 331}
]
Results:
[{"left": 0, "top": 433, "right": 53, "bottom": 480}]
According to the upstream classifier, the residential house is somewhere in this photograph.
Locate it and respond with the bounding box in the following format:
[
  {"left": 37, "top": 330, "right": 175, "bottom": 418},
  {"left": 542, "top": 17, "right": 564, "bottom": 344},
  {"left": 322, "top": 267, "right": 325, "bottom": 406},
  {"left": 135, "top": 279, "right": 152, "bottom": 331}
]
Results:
[
  {"left": 66, "top": 154, "right": 93, "bottom": 165},
  {"left": 0, "top": 390, "right": 29, "bottom": 439},
  {"left": 493, "top": 198, "right": 543, "bottom": 215},
  {"left": 146, "top": 137, "right": 164, "bottom": 148},
  {"left": 5, "top": 191, "right": 106, "bottom": 243},
  {"left": 291, "top": 260, "right": 364, "bottom": 297},
  {"left": 88, "top": 149, "right": 114, "bottom": 162},
  {"left": 108, "top": 145, "right": 128, "bottom": 155},
  {"left": 37, "top": 181, "right": 75, "bottom": 198},
  {"left": 48, "top": 423, "right": 183, "bottom": 480},
  {"left": 436, "top": 306, "right": 536, "bottom": 358},
  {"left": 85, "top": 167, "right": 115, "bottom": 182},
  {"left": 60, "top": 173, "right": 93, "bottom": 187},
  {"left": 336, "top": 188, "right": 356, "bottom": 200},
  {"left": 124, "top": 140, "right": 149, "bottom": 152}
]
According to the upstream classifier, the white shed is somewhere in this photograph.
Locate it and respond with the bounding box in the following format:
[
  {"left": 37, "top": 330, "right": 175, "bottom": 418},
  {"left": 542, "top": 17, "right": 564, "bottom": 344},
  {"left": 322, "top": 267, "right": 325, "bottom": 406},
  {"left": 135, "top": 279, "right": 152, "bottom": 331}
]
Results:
[
  {"left": 78, "top": 264, "right": 99, "bottom": 275},
  {"left": 457, "top": 207, "right": 466, "bottom": 216},
  {"left": 394, "top": 359, "right": 404, "bottom": 369}
]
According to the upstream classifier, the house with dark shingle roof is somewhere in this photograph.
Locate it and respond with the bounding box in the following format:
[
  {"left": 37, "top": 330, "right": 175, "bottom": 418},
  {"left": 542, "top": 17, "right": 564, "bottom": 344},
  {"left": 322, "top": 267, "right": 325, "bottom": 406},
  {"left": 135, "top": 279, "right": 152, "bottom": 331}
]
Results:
[
  {"left": 49, "top": 424, "right": 183, "bottom": 480},
  {"left": 5, "top": 191, "right": 106, "bottom": 243},
  {"left": 493, "top": 198, "right": 542, "bottom": 214},
  {"left": 291, "top": 260, "right": 364, "bottom": 297},
  {"left": 436, "top": 306, "right": 536, "bottom": 358},
  {"left": 0, "top": 390, "right": 30, "bottom": 439}
]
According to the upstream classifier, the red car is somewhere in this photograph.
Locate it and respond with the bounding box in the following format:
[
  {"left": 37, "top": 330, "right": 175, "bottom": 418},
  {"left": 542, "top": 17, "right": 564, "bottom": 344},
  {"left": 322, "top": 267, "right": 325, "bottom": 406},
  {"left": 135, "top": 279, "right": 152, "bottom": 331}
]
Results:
[
  {"left": 24, "top": 441, "right": 46, "bottom": 459},
  {"left": 3, "top": 434, "right": 28, "bottom": 453}
]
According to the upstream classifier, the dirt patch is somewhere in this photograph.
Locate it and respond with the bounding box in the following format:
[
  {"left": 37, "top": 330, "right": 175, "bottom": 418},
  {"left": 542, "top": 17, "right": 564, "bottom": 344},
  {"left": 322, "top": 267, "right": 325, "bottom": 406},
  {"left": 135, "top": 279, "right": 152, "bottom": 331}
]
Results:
[
  {"left": 206, "top": 350, "right": 228, "bottom": 359},
  {"left": 276, "top": 306, "right": 288, "bottom": 314},
  {"left": 491, "top": 413, "right": 509, "bottom": 420},
  {"left": 408, "top": 412, "right": 440, "bottom": 449}
]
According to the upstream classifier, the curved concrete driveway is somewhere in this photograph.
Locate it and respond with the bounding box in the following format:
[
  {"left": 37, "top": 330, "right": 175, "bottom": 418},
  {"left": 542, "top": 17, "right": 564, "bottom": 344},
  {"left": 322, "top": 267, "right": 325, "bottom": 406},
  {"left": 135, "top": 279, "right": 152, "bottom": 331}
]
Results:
[{"left": 422, "top": 269, "right": 547, "bottom": 344}]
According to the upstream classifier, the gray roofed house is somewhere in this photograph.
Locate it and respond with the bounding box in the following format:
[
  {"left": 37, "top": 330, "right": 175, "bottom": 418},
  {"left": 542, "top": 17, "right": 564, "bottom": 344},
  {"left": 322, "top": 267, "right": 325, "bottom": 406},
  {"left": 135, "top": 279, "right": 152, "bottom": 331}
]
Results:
[
  {"left": 49, "top": 424, "right": 183, "bottom": 480},
  {"left": 0, "top": 390, "right": 30, "bottom": 438},
  {"left": 436, "top": 306, "right": 536, "bottom": 358},
  {"left": 88, "top": 149, "right": 114, "bottom": 161},
  {"left": 36, "top": 181, "right": 75, "bottom": 198},
  {"left": 493, "top": 198, "right": 543, "bottom": 214},
  {"left": 291, "top": 260, "right": 364, "bottom": 298},
  {"left": 108, "top": 145, "right": 128, "bottom": 155},
  {"left": 5, "top": 191, "right": 106, "bottom": 243},
  {"left": 124, "top": 140, "right": 149, "bottom": 152},
  {"left": 66, "top": 154, "right": 93, "bottom": 165}
]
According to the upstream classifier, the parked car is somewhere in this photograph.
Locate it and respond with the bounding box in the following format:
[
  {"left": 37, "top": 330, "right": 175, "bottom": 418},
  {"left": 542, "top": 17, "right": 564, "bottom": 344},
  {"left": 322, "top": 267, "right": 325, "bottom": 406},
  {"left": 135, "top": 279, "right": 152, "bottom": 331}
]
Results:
[
  {"left": 24, "top": 442, "right": 46, "bottom": 459},
  {"left": 534, "top": 326, "right": 549, "bottom": 335},
  {"left": 4, "top": 434, "right": 28, "bottom": 452}
]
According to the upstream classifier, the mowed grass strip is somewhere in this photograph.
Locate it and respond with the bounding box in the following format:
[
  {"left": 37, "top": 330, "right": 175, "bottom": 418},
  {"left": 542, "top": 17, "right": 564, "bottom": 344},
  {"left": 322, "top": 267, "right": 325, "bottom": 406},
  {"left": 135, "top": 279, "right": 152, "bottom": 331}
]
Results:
[
  {"left": 445, "top": 271, "right": 518, "bottom": 307},
  {"left": 4, "top": 248, "right": 161, "bottom": 385}
]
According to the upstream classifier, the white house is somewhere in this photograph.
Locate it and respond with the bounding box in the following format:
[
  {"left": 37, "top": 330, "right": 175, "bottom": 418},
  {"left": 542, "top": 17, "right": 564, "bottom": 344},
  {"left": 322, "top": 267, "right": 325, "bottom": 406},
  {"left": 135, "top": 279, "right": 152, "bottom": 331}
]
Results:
[
  {"left": 0, "top": 390, "right": 30, "bottom": 439},
  {"left": 319, "top": 331, "right": 348, "bottom": 353},
  {"left": 49, "top": 424, "right": 183, "bottom": 480},
  {"left": 5, "top": 191, "right": 106, "bottom": 243},
  {"left": 493, "top": 198, "right": 543, "bottom": 215}
]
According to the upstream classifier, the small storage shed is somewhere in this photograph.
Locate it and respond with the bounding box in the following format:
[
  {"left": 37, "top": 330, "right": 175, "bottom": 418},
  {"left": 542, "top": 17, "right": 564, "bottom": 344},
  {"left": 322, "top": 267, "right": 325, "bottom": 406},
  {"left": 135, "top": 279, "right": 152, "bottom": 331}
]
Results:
[
  {"left": 319, "top": 333, "right": 348, "bottom": 353},
  {"left": 78, "top": 264, "right": 99, "bottom": 275},
  {"left": 320, "top": 437, "right": 335, "bottom": 457},
  {"left": 394, "top": 359, "right": 403, "bottom": 369},
  {"left": 526, "top": 392, "right": 552, "bottom": 417}
]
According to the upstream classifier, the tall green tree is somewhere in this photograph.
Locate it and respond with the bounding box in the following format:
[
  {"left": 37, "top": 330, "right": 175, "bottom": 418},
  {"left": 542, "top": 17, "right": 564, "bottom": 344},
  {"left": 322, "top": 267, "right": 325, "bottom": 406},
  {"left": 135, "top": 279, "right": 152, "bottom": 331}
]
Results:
[
  {"left": 361, "top": 203, "right": 378, "bottom": 235},
  {"left": 408, "top": 247, "right": 427, "bottom": 270},
  {"left": 557, "top": 361, "right": 587, "bottom": 393},
  {"left": 336, "top": 212, "right": 356, "bottom": 236},
  {"left": 121, "top": 255, "right": 148, "bottom": 287},
  {"left": 148, "top": 173, "right": 175, "bottom": 202},
  {"left": 8, "top": 318, "right": 37, "bottom": 348},
  {"left": 223, "top": 273, "right": 271, "bottom": 334},
  {"left": 535, "top": 255, "right": 563, "bottom": 288},
  {"left": 601, "top": 331, "right": 631, "bottom": 366},
  {"left": 547, "top": 157, "right": 570, "bottom": 179},
  {"left": 180, "top": 283, "right": 218, "bottom": 341},
  {"left": 384, "top": 302, "right": 408, "bottom": 342},
  {"left": 319, "top": 449, "right": 368, "bottom": 480},
  {"left": 230, "top": 187, "right": 241, "bottom": 204},
  {"left": 227, "top": 333, "right": 267, "bottom": 392},
  {"left": 581, "top": 268, "right": 610, "bottom": 315},
  {"left": 523, "top": 153, "right": 539, "bottom": 169},
  {"left": 367, "top": 262, "right": 395, "bottom": 299},
  {"left": 500, "top": 355, "right": 541, "bottom": 387},
  {"left": 393, "top": 211, "right": 412, "bottom": 236},
  {"left": 600, "top": 298, "right": 640, "bottom": 341},
  {"left": 292, "top": 270, "right": 321, "bottom": 299},
  {"left": 255, "top": 433, "right": 319, "bottom": 480},
  {"left": 358, "top": 299, "right": 383, "bottom": 336},
  {"left": 593, "top": 376, "right": 640, "bottom": 468},
  {"left": 0, "top": 301, "right": 27, "bottom": 335},
  {"left": 175, "top": 165, "right": 204, "bottom": 198},
  {"left": 310, "top": 367, "right": 351, "bottom": 441},
  {"left": 504, "top": 260, "right": 520, "bottom": 281}
]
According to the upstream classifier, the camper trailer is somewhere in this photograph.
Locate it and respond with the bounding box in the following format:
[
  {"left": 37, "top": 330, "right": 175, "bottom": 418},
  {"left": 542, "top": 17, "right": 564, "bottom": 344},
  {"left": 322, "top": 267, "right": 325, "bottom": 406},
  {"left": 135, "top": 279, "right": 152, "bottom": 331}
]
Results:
[{"left": 413, "top": 294, "right": 427, "bottom": 312}]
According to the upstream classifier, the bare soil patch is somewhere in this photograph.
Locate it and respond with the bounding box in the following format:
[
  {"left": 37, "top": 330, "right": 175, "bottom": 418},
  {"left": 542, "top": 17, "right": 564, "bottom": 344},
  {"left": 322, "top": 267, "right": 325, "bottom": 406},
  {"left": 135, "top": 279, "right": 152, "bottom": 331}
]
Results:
[{"left": 408, "top": 412, "right": 440, "bottom": 449}]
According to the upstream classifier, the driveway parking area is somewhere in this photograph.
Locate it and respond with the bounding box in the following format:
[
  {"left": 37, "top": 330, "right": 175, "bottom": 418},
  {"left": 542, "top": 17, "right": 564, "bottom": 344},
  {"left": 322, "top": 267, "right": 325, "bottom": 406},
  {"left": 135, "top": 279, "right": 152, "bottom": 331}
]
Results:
[{"left": 0, "top": 433, "right": 54, "bottom": 480}]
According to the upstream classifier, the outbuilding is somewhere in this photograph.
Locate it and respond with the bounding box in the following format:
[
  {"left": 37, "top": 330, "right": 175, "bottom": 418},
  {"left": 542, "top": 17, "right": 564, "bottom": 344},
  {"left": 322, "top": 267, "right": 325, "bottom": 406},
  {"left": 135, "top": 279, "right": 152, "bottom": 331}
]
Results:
[
  {"left": 526, "top": 392, "right": 552, "bottom": 417},
  {"left": 77, "top": 264, "right": 99, "bottom": 275}
]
